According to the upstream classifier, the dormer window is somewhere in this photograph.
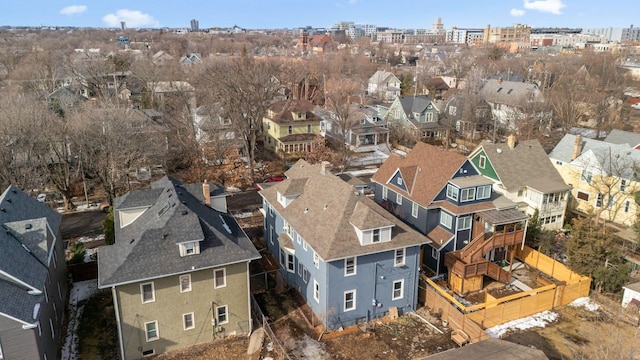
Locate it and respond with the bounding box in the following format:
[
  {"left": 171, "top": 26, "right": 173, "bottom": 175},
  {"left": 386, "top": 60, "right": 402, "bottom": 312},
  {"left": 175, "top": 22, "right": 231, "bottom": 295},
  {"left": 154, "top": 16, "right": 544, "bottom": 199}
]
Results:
[
  {"left": 446, "top": 184, "right": 458, "bottom": 201},
  {"left": 179, "top": 241, "right": 200, "bottom": 256},
  {"left": 460, "top": 188, "right": 475, "bottom": 202},
  {"left": 372, "top": 229, "right": 381, "bottom": 243}
]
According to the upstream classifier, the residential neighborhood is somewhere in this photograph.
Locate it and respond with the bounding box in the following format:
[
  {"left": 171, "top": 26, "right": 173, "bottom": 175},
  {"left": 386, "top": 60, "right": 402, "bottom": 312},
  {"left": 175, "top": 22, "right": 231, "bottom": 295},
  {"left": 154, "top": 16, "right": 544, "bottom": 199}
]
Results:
[{"left": 4, "top": 7, "right": 640, "bottom": 360}]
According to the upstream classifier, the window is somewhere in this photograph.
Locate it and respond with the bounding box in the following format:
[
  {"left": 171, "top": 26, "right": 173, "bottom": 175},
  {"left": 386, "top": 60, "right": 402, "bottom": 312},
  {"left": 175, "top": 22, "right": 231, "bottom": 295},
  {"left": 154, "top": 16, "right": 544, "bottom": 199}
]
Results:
[
  {"left": 605, "top": 195, "right": 615, "bottom": 209},
  {"left": 625, "top": 200, "right": 631, "bottom": 213},
  {"left": 440, "top": 212, "right": 453, "bottom": 228},
  {"left": 479, "top": 155, "right": 486, "bottom": 169},
  {"left": 296, "top": 234, "right": 301, "bottom": 244},
  {"left": 449, "top": 106, "right": 457, "bottom": 116},
  {"left": 412, "top": 202, "right": 418, "bottom": 218},
  {"left": 214, "top": 268, "right": 226, "bottom": 289},
  {"left": 183, "top": 313, "right": 195, "bottom": 330},
  {"left": 288, "top": 125, "right": 293, "bottom": 134},
  {"left": 556, "top": 160, "right": 563, "bottom": 165},
  {"left": 580, "top": 169, "right": 593, "bottom": 183},
  {"left": 145, "top": 321, "right": 159, "bottom": 342},
  {"left": 280, "top": 249, "right": 286, "bottom": 268},
  {"left": 345, "top": 257, "right": 356, "bottom": 276},
  {"left": 269, "top": 225, "right": 274, "bottom": 245},
  {"left": 460, "top": 188, "right": 475, "bottom": 202},
  {"left": 344, "top": 290, "right": 356, "bottom": 311},
  {"left": 303, "top": 239, "right": 308, "bottom": 251},
  {"left": 477, "top": 185, "right": 491, "bottom": 200},
  {"left": 446, "top": 184, "right": 458, "bottom": 201},
  {"left": 313, "top": 280, "right": 320, "bottom": 303},
  {"left": 372, "top": 229, "right": 381, "bottom": 243},
  {"left": 180, "top": 274, "right": 191, "bottom": 293},
  {"left": 577, "top": 190, "right": 590, "bottom": 201},
  {"left": 303, "top": 267, "right": 309, "bottom": 283},
  {"left": 216, "top": 305, "right": 228, "bottom": 325},
  {"left": 595, "top": 193, "right": 604, "bottom": 208},
  {"left": 307, "top": 124, "right": 312, "bottom": 133},
  {"left": 382, "top": 187, "right": 388, "bottom": 200},
  {"left": 182, "top": 242, "right": 195, "bottom": 255},
  {"left": 49, "top": 318, "right": 54, "bottom": 339},
  {"left": 313, "top": 251, "right": 320, "bottom": 268},
  {"left": 432, "top": 247, "right": 438, "bottom": 259},
  {"left": 620, "top": 179, "right": 628, "bottom": 192},
  {"left": 396, "top": 193, "right": 402, "bottom": 205},
  {"left": 392, "top": 280, "right": 404, "bottom": 300},
  {"left": 397, "top": 177, "right": 403, "bottom": 186},
  {"left": 287, "top": 254, "right": 295, "bottom": 273},
  {"left": 457, "top": 216, "right": 472, "bottom": 230},
  {"left": 394, "top": 248, "right": 405, "bottom": 267},
  {"left": 141, "top": 282, "right": 155, "bottom": 303}
]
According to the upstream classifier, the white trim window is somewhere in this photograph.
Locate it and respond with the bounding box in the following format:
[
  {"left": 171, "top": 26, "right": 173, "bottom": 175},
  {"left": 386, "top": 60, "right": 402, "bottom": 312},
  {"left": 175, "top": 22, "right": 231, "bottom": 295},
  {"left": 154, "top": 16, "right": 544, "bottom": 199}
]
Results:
[
  {"left": 457, "top": 216, "right": 472, "bottom": 231},
  {"left": 477, "top": 185, "right": 491, "bottom": 200},
  {"left": 479, "top": 155, "right": 486, "bottom": 169},
  {"left": 394, "top": 248, "right": 405, "bottom": 267},
  {"left": 141, "top": 282, "right": 155, "bottom": 303},
  {"left": 313, "top": 251, "right": 320, "bottom": 269},
  {"left": 313, "top": 280, "right": 320, "bottom": 303},
  {"left": 179, "top": 274, "right": 192, "bottom": 293},
  {"left": 183, "top": 313, "right": 195, "bottom": 330},
  {"left": 303, "top": 267, "right": 309, "bottom": 283},
  {"left": 595, "top": 193, "right": 604, "bottom": 208},
  {"left": 382, "top": 186, "right": 388, "bottom": 200},
  {"left": 372, "top": 228, "right": 381, "bottom": 243},
  {"left": 446, "top": 184, "right": 458, "bottom": 201},
  {"left": 392, "top": 280, "right": 404, "bottom": 300},
  {"left": 432, "top": 247, "right": 438, "bottom": 259},
  {"left": 460, "top": 188, "right": 475, "bottom": 202},
  {"left": 303, "top": 239, "right": 308, "bottom": 251},
  {"left": 345, "top": 257, "right": 357, "bottom": 276},
  {"left": 216, "top": 305, "right": 228, "bottom": 325},
  {"left": 396, "top": 193, "right": 402, "bottom": 205},
  {"left": 287, "top": 253, "right": 295, "bottom": 273},
  {"left": 576, "top": 190, "right": 590, "bottom": 201},
  {"left": 145, "top": 321, "right": 159, "bottom": 342},
  {"left": 440, "top": 212, "right": 453, "bottom": 228},
  {"left": 625, "top": 200, "right": 631, "bottom": 213},
  {"left": 269, "top": 225, "right": 274, "bottom": 245},
  {"left": 411, "top": 202, "right": 418, "bottom": 218},
  {"left": 344, "top": 290, "right": 356, "bottom": 311},
  {"left": 620, "top": 179, "right": 628, "bottom": 192},
  {"left": 298, "top": 262, "right": 303, "bottom": 276},
  {"left": 580, "top": 169, "right": 593, "bottom": 184},
  {"left": 214, "top": 268, "right": 226, "bottom": 289}
]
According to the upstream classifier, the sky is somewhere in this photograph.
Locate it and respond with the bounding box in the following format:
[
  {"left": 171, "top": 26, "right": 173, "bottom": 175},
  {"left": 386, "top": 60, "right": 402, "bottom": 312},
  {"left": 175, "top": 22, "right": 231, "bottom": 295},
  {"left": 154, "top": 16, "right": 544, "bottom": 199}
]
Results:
[{"left": 1, "top": 0, "right": 637, "bottom": 30}]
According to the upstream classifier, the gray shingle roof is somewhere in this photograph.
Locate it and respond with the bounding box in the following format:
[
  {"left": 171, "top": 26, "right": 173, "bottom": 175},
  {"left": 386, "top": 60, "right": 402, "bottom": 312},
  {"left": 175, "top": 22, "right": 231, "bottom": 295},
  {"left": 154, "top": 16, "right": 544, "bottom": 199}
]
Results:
[
  {"left": 98, "top": 176, "right": 260, "bottom": 288},
  {"left": 261, "top": 161, "right": 430, "bottom": 261},
  {"left": 548, "top": 133, "right": 610, "bottom": 164},
  {"left": 476, "top": 139, "right": 569, "bottom": 193},
  {"left": 604, "top": 129, "right": 640, "bottom": 148},
  {"left": 479, "top": 79, "right": 541, "bottom": 107},
  {"left": 0, "top": 185, "right": 61, "bottom": 324}
]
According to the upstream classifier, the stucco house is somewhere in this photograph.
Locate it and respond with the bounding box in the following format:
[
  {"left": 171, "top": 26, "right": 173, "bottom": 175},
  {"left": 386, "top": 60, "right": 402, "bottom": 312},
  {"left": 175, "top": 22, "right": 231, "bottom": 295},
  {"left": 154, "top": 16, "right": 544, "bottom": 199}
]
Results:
[
  {"left": 98, "top": 176, "right": 260, "bottom": 359},
  {"left": 371, "top": 143, "right": 528, "bottom": 295},
  {"left": 468, "top": 135, "right": 570, "bottom": 231},
  {"left": 367, "top": 70, "right": 402, "bottom": 101},
  {"left": 549, "top": 134, "right": 640, "bottom": 226},
  {"left": 262, "top": 99, "right": 322, "bottom": 157},
  {"left": 0, "top": 185, "right": 68, "bottom": 360},
  {"left": 259, "top": 160, "right": 430, "bottom": 330}
]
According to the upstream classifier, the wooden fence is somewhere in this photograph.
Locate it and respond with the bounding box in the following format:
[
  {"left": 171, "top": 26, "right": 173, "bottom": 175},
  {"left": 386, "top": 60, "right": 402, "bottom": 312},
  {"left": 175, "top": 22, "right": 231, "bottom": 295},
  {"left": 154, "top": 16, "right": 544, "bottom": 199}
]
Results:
[{"left": 421, "top": 246, "right": 591, "bottom": 343}]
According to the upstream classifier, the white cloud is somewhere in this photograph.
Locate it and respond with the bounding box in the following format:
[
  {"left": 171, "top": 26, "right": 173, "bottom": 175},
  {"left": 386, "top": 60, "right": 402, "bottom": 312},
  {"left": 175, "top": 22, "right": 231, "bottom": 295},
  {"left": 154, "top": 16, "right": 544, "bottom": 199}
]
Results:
[
  {"left": 510, "top": 8, "right": 526, "bottom": 16},
  {"left": 523, "top": 0, "right": 566, "bottom": 15},
  {"left": 102, "top": 9, "right": 160, "bottom": 28},
  {"left": 60, "top": 5, "right": 87, "bottom": 16}
]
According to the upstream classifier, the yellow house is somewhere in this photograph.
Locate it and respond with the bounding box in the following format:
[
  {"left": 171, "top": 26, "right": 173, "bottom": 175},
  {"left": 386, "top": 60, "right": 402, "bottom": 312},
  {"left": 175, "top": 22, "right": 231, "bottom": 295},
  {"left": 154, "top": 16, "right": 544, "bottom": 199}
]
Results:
[
  {"left": 262, "top": 99, "right": 321, "bottom": 157},
  {"left": 549, "top": 134, "right": 639, "bottom": 226}
]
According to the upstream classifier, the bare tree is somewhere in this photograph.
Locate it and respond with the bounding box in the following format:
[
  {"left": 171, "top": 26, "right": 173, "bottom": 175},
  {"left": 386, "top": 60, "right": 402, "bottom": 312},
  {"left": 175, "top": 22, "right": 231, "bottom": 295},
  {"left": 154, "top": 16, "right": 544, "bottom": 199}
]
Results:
[
  {"left": 201, "top": 55, "right": 282, "bottom": 176},
  {"left": 323, "top": 76, "right": 362, "bottom": 167}
]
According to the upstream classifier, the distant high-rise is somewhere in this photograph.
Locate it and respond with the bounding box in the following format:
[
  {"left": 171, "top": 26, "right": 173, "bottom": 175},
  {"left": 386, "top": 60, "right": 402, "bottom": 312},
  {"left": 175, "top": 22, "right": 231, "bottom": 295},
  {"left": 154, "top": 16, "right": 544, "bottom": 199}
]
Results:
[
  {"left": 190, "top": 19, "right": 199, "bottom": 32},
  {"left": 120, "top": 21, "right": 126, "bottom": 31}
]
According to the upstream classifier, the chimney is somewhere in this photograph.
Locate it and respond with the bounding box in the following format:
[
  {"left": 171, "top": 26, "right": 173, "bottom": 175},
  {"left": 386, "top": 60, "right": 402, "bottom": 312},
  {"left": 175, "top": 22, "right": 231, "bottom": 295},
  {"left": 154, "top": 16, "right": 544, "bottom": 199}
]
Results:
[
  {"left": 507, "top": 134, "right": 517, "bottom": 149},
  {"left": 498, "top": 77, "right": 503, "bottom": 84},
  {"left": 572, "top": 135, "right": 583, "bottom": 160},
  {"left": 202, "top": 180, "right": 211, "bottom": 207},
  {"left": 321, "top": 161, "right": 332, "bottom": 175}
]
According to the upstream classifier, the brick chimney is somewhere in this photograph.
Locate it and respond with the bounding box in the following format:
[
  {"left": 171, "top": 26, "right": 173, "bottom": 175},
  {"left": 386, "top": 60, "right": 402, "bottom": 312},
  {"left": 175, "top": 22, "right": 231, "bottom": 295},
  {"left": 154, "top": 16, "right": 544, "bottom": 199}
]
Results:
[
  {"left": 202, "top": 179, "right": 211, "bottom": 207},
  {"left": 507, "top": 133, "right": 516, "bottom": 149},
  {"left": 498, "top": 77, "right": 503, "bottom": 85},
  {"left": 571, "top": 135, "right": 583, "bottom": 160}
]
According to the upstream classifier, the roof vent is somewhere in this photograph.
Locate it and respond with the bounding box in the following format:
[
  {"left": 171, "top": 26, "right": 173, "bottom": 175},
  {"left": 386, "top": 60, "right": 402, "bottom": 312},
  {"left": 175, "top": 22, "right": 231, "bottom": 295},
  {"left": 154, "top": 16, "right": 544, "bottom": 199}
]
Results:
[
  {"left": 304, "top": 208, "right": 309, "bottom": 214},
  {"left": 6, "top": 199, "right": 11, "bottom": 203},
  {"left": 496, "top": 148, "right": 502, "bottom": 154},
  {"left": 0, "top": 208, "right": 5, "bottom": 212},
  {"left": 181, "top": 210, "right": 188, "bottom": 215},
  {"left": 323, "top": 204, "right": 328, "bottom": 210},
  {"left": 129, "top": 238, "right": 135, "bottom": 244},
  {"left": 11, "top": 189, "right": 16, "bottom": 194},
  {"left": 25, "top": 223, "right": 32, "bottom": 230}
]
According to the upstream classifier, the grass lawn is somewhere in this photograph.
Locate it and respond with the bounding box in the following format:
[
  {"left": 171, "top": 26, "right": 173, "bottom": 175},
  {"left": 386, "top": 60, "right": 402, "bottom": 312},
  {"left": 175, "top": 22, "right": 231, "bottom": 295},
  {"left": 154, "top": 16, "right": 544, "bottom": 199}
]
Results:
[{"left": 77, "top": 289, "right": 119, "bottom": 359}]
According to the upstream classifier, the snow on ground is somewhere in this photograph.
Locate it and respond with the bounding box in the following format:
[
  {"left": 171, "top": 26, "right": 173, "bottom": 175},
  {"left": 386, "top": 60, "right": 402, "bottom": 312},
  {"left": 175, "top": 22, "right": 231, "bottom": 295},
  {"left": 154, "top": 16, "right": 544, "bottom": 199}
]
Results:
[
  {"left": 344, "top": 168, "right": 378, "bottom": 177},
  {"left": 60, "top": 279, "right": 99, "bottom": 360},
  {"left": 569, "top": 297, "right": 600, "bottom": 311},
  {"left": 485, "top": 310, "right": 558, "bottom": 338},
  {"left": 76, "top": 234, "right": 105, "bottom": 243}
]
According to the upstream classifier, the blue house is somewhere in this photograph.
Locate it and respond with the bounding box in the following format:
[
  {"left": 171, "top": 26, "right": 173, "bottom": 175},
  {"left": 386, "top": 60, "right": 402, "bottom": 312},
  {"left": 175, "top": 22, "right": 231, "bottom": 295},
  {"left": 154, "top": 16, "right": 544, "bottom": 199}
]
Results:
[
  {"left": 371, "top": 142, "right": 528, "bottom": 295},
  {"left": 259, "top": 160, "right": 430, "bottom": 330}
]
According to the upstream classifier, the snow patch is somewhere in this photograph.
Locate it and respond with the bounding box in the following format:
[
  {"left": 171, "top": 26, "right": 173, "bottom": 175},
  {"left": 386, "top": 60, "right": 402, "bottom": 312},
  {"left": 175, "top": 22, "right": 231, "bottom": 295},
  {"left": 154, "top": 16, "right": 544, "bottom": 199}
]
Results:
[
  {"left": 60, "top": 280, "right": 99, "bottom": 360},
  {"left": 219, "top": 215, "right": 232, "bottom": 234},
  {"left": 485, "top": 310, "right": 558, "bottom": 338},
  {"left": 233, "top": 212, "right": 254, "bottom": 219},
  {"left": 76, "top": 234, "right": 105, "bottom": 243},
  {"left": 569, "top": 297, "right": 600, "bottom": 311}
]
